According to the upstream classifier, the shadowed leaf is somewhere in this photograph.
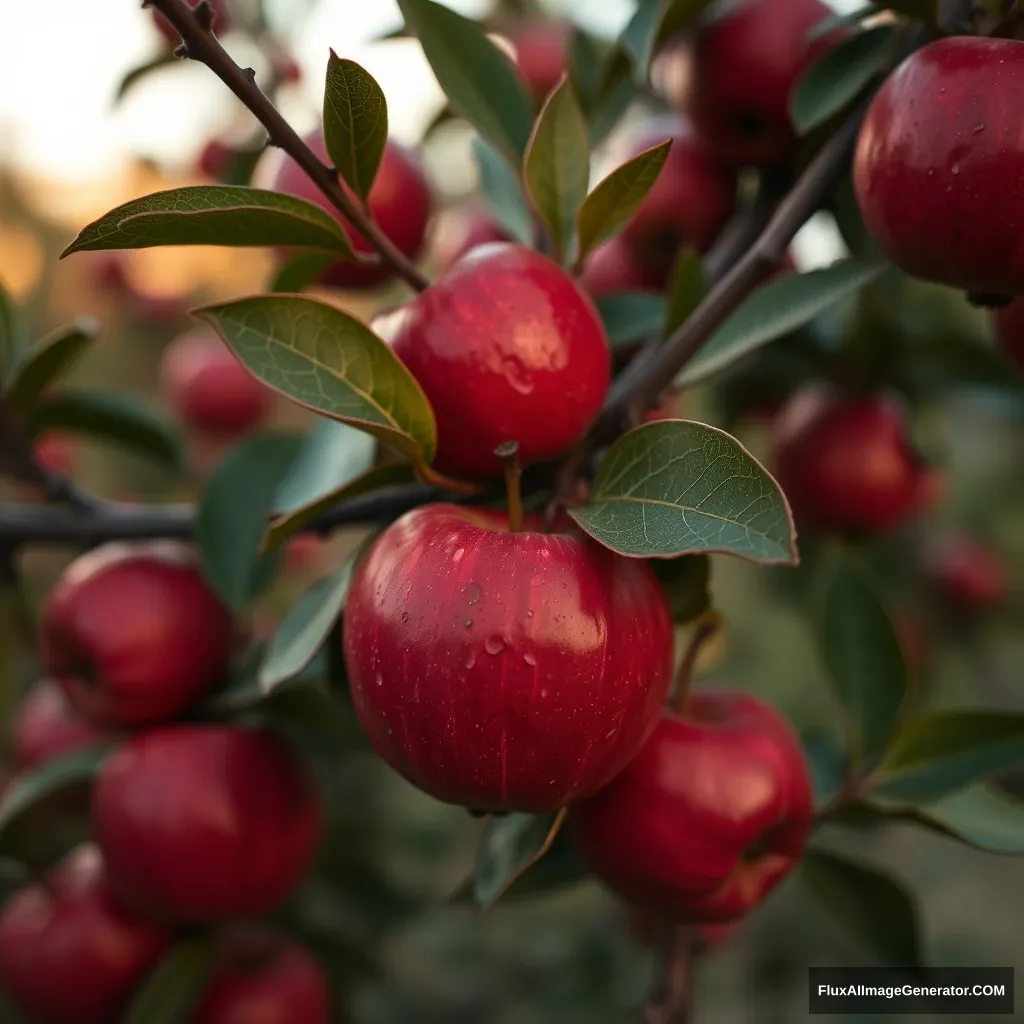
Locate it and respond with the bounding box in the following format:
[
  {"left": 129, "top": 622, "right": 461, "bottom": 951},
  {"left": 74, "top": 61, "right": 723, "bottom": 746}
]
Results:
[{"left": 5, "top": 318, "right": 99, "bottom": 416}]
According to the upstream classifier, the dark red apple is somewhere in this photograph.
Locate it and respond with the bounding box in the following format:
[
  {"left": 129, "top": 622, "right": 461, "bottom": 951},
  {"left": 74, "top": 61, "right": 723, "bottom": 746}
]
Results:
[
  {"left": 580, "top": 235, "right": 667, "bottom": 298},
  {"left": 33, "top": 434, "right": 76, "bottom": 477},
  {"left": 771, "top": 388, "right": 928, "bottom": 535},
  {"left": 268, "top": 129, "right": 432, "bottom": 290},
  {"left": 994, "top": 299, "right": 1024, "bottom": 369},
  {"left": 682, "top": 0, "right": 841, "bottom": 167},
  {"left": 40, "top": 542, "right": 233, "bottom": 727},
  {"left": 374, "top": 243, "right": 610, "bottom": 478},
  {"left": 153, "top": 0, "right": 230, "bottom": 44},
  {"left": 924, "top": 535, "right": 1007, "bottom": 611},
  {"left": 0, "top": 845, "right": 169, "bottom": 1024},
  {"left": 160, "top": 329, "right": 270, "bottom": 438},
  {"left": 854, "top": 37, "right": 1024, "bottom": 298},
  {"left": 433, "top": 204, "right": 511, "bottom": 273},
  {"left": 93, "top": 724, "right": 322, "bottom": 924},
  {"left": 571, "top": 692, "right": 813, "bottom": 922},
  {"left": 11, "top": 680, "right": 108, "bottom": 772},
  {"left": 342, "top": 504, "right": 675, "bottom": 812},
  {"left": 196, "top": 139, "right": 234, "bottom": 181},
  {"left": 510, "top": 20, "right": 569, "bottom": 101}
]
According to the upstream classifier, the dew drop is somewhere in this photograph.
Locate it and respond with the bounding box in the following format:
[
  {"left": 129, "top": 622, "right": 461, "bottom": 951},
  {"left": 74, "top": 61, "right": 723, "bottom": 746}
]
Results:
[
  {"left": 464, "top": 618, "right": 474, "bottom": 629},
  {"left": 972, "top": 123, "right": 986, "bottom": 134},
  {"left": 465, "top": 652, "right": 477, "bottom": 670},
  {"left": 952, "top": 164, "right": 961, "bottom": 175},
  {"left": 375, "top": 673, "right": 384, "bottom": 688},
  {"left": 526, "top": 609, "right": 535, "bottom": 618},
  {"left": 540, "top": 688, "right": 550, "bottom": 699},
  {"left": 484, "top": 636, "right": 506, "bottom": 656},
  {"left": 523, "top": 652, "right": 537, "bottom": 667},
  {"left": 466, "top": 582, "right": 483, "bottom": 606}
]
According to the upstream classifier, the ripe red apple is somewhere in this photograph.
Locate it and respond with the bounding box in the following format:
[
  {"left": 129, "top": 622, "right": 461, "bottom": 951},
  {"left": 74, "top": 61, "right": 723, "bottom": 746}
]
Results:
[
  {"left": 374, "top": 243, "right": 610, "bottom": 478},
  {"left": 510, "top": 20, "right": 569, "bottom": 101},
  {"left": 11, "top": 680, "right": 108, "bottom": 772},
  {"left": 571, "top": 692, "right": 813, "bottom": 922},
  {"left": 161, "top": 329, "right": 270, "bottom": 438},
  {"left": 854, "top": 37, "right": 1024, "bottom": 299},
  {"left": 153, "top": 0, "right": 230, "bottom": 44},
  {"left": 0, "top": 845, "right": 169, "bottom": 1024},
  {"left": 342, "top": 503, "right": 674, "bottom": 812},
  {"left": 580, "top": 235, "right": 667, "bottom": 298},
  {"left": 433, "top": 204, "right": 511, "bottom": 273},
  {"left": 40, "top": 541, "right": 234, "bottom": 727},
  {"left": 93, "top": 724, "right": 322, "bottom": 924},
  {"left": 196, "top": 138, "right": 234, "bottom": 181},
  {"left": 268, "top": 129, "right": 431, "bottom": 290},
  {"left": 924, "top": 536, "right": 1007, "bottom": 611},
  {"left": 33, "top": 433, "right": 76, "bottom": 477},
  {"left": 994, "top": 299, "right": 1024, "bottom": 369},
  {"left": 682, "top": 0, "right": 840, "bottom": 167},
  {"left": 771, "top": 388, "right": 928, "bottom": 535}
]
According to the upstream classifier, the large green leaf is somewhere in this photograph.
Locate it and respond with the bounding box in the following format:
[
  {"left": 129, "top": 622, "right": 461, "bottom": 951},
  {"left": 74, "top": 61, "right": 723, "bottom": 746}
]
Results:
[
  {"left": 323, "top": 53, "right": 388, "bottom": 203},
  {"left": 675, "top": 260, "right": 884, "bottom": 387},
  {"left": 567, "top": 28, "right": 604, "bottom": 112},
  {"left": 576, "top": 141, "right": 671, "bottom": 264},
  {"left": 873, "top": 711, "right": 1024, "bottom": 801},
  {"left": 523, "top": 77, "right": 590, "bottom": 264},
  {"left": 0, "top": 746, "right": 108, "bottom": 835},
  {"left": 803, "top": 849, "right": 922, "bottom": 967},
  {"left": 123, "top": 936, "right": 216, "bottom": 1024},
  {"left": 664, "top": 250, "right": 708, "bottom": 336},
  {"left": 472, "top": 138, "right": 534, "bottom": 247},
  {"left": 196, "top": 433, "right": 303, "bottom": 611},
  {"left": 791, "top": 26, "right": 897, "bottom": 134},
  {"left": 819, "top": 554, "right": 909, "bottom": 774},
  {"left": 61, "top": 186, "right": 357, "bottom": 258},
  {"left": 587, "top": 49, "right": 638, "bottom": 145},
  {"left": 474, "top": 809, "right": 568, "bottom": 910},
  {"left": 620, "top": 0, "right": 709, "bottom": 82},
  {"left": 595, "top": 292, "right": 666, "bottom": 350},
  {"left": 4, "top": 318, "right": 99, "bottom": 416},
  {"left": 196, "top": 295, "right": 437, "bottom": 467},
  {"left": 569, "top": 420, "right": 798, "bottom": 564},
  {"left": 397, "top": 0, "right": 534, "bottom": 163}
]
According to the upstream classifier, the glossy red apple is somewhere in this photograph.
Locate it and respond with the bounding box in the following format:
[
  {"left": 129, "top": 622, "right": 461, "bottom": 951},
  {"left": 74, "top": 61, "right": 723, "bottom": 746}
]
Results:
[
  {"left": 40, "top": 541, "right": 233, "bottom": 727},
  {"left": 854, "top": 37, "right": 1024, "bottom": 298},
  {"left": 925, "top": 536, "right": 1007, "bottom": 611},
  {"left": 11, "top": 680, "right": 108, "bottom": 772},
  {"left": 153, "top": 0, "right": 230, "bottom": 44},
  {"left": 374, "top": 243, "right": 610, "bottom": 477},
  {"left": 342, "top": 503, "right": 674, "bottom": 812},
  {"left": 510, "top": 20, "right": 569, "bottom": 101},
  {"left": 93, "top": 724, "right": 321, "bottom": 924},
  {"left": 771, "top": 388, "right": 928, "bottom": 535},
  {"left": 571, "top": 692, "right": 813, "bottom": 922},
  {"left": 994, "top": 299, "right": 1024, "bottom": 369},
  {"left": 580, "top": 235, "right": 667, "bottom": 298},
  {"left": 161, "top": 329, "right": 270, "bottom": 438},
  {"left": 268, "top": 129, "right": 431, "bottom": 290},
  {"left": 0, "top": 845, "right": 169, "bottom": 1024},
  {"left": 682, "top": 0, "right": 840, "bottom": 167},
  {"left": 433, "top": 204, "right": 511, "bottom": 273}
]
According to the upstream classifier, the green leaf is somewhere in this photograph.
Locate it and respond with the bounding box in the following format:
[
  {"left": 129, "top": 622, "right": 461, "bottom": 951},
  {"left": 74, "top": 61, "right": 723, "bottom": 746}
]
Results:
[
  {"left": 196, "top": 433, "right": 304, "bottom": 611},
  {"left": 323, "top": 53, "right": 389, "bottom": 203},
  {"left": 652, "top": 554, "right": 710, "bottom": 623},
  {"left": 802, "top": 729, "right": 848, "bottom": 805},
  {"left": 569, "top": 420, "right": 798, "bottom": 564},
  {"left": 259, "top": 560, "right": 356, "bottom": 693},
  {"left": 595, "top": 292, "right": 667, "bottom": 349},
  {"left": 473, "top": 809, "right": 568, "bottom": 910},
  {"left": 873, "top": 711, "right": 1024, "bottom": 802},
  {"left": 0, "top": 281, "right": 20, "bottom": 380},
  {"left": 522, "top": 77, "right": 590, "bottom": 264},
  {"left": 4, "top": 318, "right": 99, "bottom": 416},
  {"left": 0, "top": 746, "right": 108, "bottom": 835},
  {"left": 621, "top": 0, "right": 667, "bottom": 82},
  {"left": 61, "top": 186, "right": 357, "bottom": 259},
  {"left": 196, "top": 294, "right": 437, "bottom": 467},
  {"left": 588, "top": 49, "right": 639, "bottom": 145},
  {"left": 819, "top": 553, "right": 909, "bottom": 774},
  {"left": 664, "top": 250, "right": 708, "bottom": 336},
  {"left": 576, "top": 140, "right": 671, "bottom": 263},
  {"left": 807, "top": 6, "right": 878, "bottom": 43},
  {"left": 791, "top": 26, "right": 897, "bottom": 134},
  {"left": 25, "top": 391, "right": 184, "bottom": 470},
  {"left": 803, "top": 848, "right": 922, "bottom": 967},
  {"left": 114, "top": 51, "right": 180, "bottom": 103},
  {"left": 267, "top": 252, "right": 336, "bottom": 293},
  {"left": 567, "top": 29, "right": 604, "bottom": 111},
  {"left": 676, "top": 260, "right": 884, "bottom": 387},
  {"left": 885, "top": 0, "right": 939, "bottom": 26},
  {"left": 123, "top": 936, "right": 216, "bottom": 1024},
  {"left": 397, "top": 0, "right": 533, "bottom": 163},
  {"left": 472, "top": 138, "right": 534, "bottom": 247}
]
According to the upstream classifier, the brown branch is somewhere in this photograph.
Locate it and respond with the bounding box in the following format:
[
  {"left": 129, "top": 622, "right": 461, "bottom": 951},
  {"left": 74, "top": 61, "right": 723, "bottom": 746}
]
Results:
[
  {"left": 145, "top": 0, "right": 430, "bottom": 293},
  {"left": 643, "top": 924, "right": 697, "bottom": 1024}
]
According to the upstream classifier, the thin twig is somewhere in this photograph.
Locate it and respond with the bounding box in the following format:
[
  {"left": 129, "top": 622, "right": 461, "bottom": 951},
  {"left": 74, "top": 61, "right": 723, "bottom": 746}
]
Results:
[
  {"left": 643, "top": 924, "right": 697, "bottom": 1024},
  {"left": 145, "top": 0, "right": 430, "bottom": 293}
]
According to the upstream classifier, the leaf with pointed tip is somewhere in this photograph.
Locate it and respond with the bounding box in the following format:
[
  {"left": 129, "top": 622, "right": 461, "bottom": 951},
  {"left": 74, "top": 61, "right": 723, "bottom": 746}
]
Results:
[
  {"left": 570, "top": 420, "right": 798, "bottom": 564},
  {"left": 323, "top": 54, "right": 388, "bottom": 203},
  {"left": 474, "top": 809, "right": 568, "bottom": 910},
  {"left": 567, "top": 28, "right": 604, "bottom": 112},
  {"left": 115, "top": 51, "right": 180, "bottom": 103},
  {"left": 268, "top": 252, "right": 336, "bottom": 293},
  {"left": 664, "top": 250, "right": 708, "bottom": 336},
  {"left": 61, "top": 186, "right": 357, "bottom": 259},
  {"left": 472, "top": 139, "right": 534, "bottom": 246},
  {"left": 5, "top": 318, "right": 99, "bottom": 415},
  {"left": 523, "top": 78, "right": 590, "bottom": 264},
  {"left": 397, "top": 0, "right": 533, "bottom": 163},
  {"left": 595, "top": 292, "right": 667, "bottom": 349},
  {"left": 588, "top": 49, "right": 638, "bottom": 145},
  {"left": 123, "top": 936, "right": 216, "bottom": 1024},
  {"left": 196, "top": 295, "right": 437, "bottom": 468},
  {"left": 576, "top": 141, "right": 671, "bottom": 263}
]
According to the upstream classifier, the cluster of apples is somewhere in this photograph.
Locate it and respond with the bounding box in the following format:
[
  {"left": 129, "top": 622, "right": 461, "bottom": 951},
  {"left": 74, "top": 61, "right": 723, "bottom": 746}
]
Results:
[{"left": 0, "top": 545, "right": 325, "bottom": 1023}]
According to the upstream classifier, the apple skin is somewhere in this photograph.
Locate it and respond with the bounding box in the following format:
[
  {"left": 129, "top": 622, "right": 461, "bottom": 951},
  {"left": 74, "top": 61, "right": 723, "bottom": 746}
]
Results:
[
  {"left": 570, "top": 692, "right": 813, "bottom": 922},
  {"left": 434, "top": 204, "right": 511, "bottom": 273},
  {"left": 682, "top": 0, "right": 840, "bottom": 168},
  {"left": 374, "top": 243, "right": 610, "bottom": 478},
  {"left": 161, "top": 329, "right": 270, "bottom": 438},
  {"left": 40, "top": 542, "right": 233, "bottom": 728},
  {"left": 771, "top": 388, "right": 928, "bottom": 535},
  {"left": 994, "top": 299, "right": 1024, "bottom": 369},
  {"left": 581, "top": 235, "right": 667, "bottom": 298},
  {"left": 925, "top": 536, "right": 1006, "bottom": 611},
  {"left": 510, "top": 20, "right": 569, "bottom": 101},
  {"left": 93, "top": 724, "right": 322, "bottom": 925},
  {"left": 154, "top": 0, "right": 230, "bottom": 44},
  {"left": 342, "top": 504, "right": 675, "bottom": 812},
  {"left": 11, "top": 680, "right": 109, "bottom": 772},
  {"left": 854, "top": 37, "right": 1024, "bottom": 298},
  {"left": 268, "top": 129, "right": 431, "bottom": 290},
  {"left": 0, "top": 845, "right": 169, "bottom": 1024}
]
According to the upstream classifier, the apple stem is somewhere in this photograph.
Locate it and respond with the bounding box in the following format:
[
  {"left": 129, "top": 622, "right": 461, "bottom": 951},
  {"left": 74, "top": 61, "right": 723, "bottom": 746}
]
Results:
[
  {"left": 643, "top": 922, "right": 697, "bottom": 1024},
  {"left": 495, "top": 442, "right": 524, "bottom": 533},
  {"left": 671, "top": 611, "right": 722, "bottom": 715}
]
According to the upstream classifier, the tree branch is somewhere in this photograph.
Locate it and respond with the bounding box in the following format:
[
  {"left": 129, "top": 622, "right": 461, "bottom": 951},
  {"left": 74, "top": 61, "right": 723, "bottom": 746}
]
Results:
[
  {"left": 643, "top": 924, "right": 697, "bottom": 1024},
  {"left": 145, "top": 0, "right": 430, "bottom": 293}
]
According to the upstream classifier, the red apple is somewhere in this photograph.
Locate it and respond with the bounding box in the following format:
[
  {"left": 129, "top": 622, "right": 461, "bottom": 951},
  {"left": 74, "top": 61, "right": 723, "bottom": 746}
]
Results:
[
  {"left": 433, "top": 204, "right": 511, "bottom": 273},
  {"left": 571, "top": 692, "right": 813, "bottom": 922},
  {"left": 40, "top": 541, "right": 234, "bottom": 727},
  {"left": 33, "top": 434, "right": 76, "bottom": 477},
  {"left": 342, "top": 503, "right": 674, "bottom": 812},
  {"left": 682, "top": 0, "right": 840, "bottom": 167},
  {"left": 268, "top": 129, "right": 432, "bottom": 290},
  {"left": 11, "top": 680, "right": 108, "bottom": 772},
  {"left": 580, "top": 235, "right": 667, "bottom": 298},
  {"left": 161, "top": 329, "right": 270, "bottom": 438},
  {"left": 374, "top": 243, "right": 610, "bottom": 478},
  {"left": 924, "top": 536, "right": 1007, "bottom": 611},
  {"left": 0, "top": 845, "right": 169, "bottom": 1024},
  {"left": 93, "top": 724, "right": 322, "bottom": 924},
  {"left": 153, "top": 0, "right": 230, "bottom": 44},
  {"left": 197, "top": 138, "right": 234, "bottom": 181},
  {"left": 510, "top": 20, "right": 569, "bottom": 101},
  {"left": 771, "top": 388, "right": 928, "bottom": 535},
  {"left": 854, "top": 37, "right": 1024, "bottom": 299},
  {"left": 994, "top": 299, "right": 1024, "bottom": 369}
]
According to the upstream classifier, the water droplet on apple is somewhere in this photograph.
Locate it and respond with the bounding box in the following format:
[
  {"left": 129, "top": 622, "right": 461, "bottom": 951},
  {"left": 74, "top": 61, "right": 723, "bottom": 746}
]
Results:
[
  {"left": 375, "top": 673, "right": 384, "bottom": 688},
  {"left": 972, "top": 123, "right": 985, "bottom": 134},
  {"left": 540, "top": 688, "right": 549, "bottom": 698},
  {"left": 484, "top": 636, "right": 505, "bottom": 655},
  {"left": 523, "top": 652, "right": 537, "bottom": 666},
  {"left": 466, "top": 582, "right": 482, "bottom": 605},
  {"left": 526, "top": 609, "right": 534, "bottom": 618},
  {"left": 464, "top": 618, "right": 473, "bottom": 628},
  {"left": 453, "top": 547, "right": 465, "bottom": 563},
  {"left": 465, "top": 652, "right": 476, "bottom": 669}
]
